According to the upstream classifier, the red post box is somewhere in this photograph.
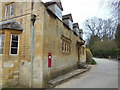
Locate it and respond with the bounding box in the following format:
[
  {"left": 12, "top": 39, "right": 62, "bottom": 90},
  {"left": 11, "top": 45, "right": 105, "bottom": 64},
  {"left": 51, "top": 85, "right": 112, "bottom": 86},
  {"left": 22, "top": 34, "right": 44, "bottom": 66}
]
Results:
[{"left": 48, "top": 53, "right": 52, "bottom": 67}]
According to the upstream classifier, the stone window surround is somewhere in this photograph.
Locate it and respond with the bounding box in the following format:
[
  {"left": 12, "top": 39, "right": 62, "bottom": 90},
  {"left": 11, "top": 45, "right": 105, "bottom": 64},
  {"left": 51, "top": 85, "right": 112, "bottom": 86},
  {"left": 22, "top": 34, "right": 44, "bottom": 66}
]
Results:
[
  {"left": 61, "top": 36, "right": 71, "bottom": 54},
  {"left": 0, "top": 34, "right": 4, "bottom": 55},
  {"left": 4, "top": 2, "right": 15, "bottom": 18},
  {"left": 0, "top": 30, "right": 21, "bottom": 56},
  {"left": 10, "top": 34, "right": 20, "bottom": 55},
  {"left": 5, "top": 4, "right": 9, "bottom": 18}
]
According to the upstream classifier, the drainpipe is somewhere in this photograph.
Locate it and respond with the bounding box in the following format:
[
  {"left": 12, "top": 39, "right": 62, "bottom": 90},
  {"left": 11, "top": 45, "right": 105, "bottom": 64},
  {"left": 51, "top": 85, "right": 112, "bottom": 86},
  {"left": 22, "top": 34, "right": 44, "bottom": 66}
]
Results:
[{"left": 30, "top": 14, "right": 36, "bottom": 88}]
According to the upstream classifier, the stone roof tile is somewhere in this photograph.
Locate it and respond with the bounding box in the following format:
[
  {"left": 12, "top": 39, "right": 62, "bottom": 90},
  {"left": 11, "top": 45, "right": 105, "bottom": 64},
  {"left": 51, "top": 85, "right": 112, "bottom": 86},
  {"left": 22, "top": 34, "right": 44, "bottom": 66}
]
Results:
[{"left": 0, "top": 20, "right": 23, "bottom": 31}]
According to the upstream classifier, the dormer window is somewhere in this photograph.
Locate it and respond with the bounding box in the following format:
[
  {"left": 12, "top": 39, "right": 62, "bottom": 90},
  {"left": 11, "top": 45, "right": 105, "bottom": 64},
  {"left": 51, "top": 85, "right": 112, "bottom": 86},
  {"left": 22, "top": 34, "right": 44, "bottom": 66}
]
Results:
[
  {"left": 73, "top": 23, "right": 80, "bottom": 36},
  {"left": 45, "top": 1, "right": 63, "bottom": 20},
  {"left": 62, "top": 14, "right": 73, "bottom": 30},
  {"left": 74, "top": 28, "right": 80, "bottom": 36},
  {"left": 79, "top": 29, "right": 83, "bottom": 38},
  {"left": 5, "top": 3, "right": 15, "bottom": 18}
]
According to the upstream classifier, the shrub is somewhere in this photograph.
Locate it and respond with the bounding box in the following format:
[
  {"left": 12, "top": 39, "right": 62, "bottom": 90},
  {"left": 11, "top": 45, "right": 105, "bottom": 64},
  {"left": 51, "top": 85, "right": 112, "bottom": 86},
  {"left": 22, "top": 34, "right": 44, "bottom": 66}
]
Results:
[
  {"left": 86, "top": 48, "right": 93, "bottom": 64},
  {"left": 91, "top": 59, "right": 97, "bottom": 65}
]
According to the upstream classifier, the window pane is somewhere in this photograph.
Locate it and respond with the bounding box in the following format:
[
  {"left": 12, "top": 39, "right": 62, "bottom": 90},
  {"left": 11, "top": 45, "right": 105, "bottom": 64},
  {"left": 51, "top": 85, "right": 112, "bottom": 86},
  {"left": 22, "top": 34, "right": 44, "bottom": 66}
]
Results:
[
  {"left": 0, "top": 41, "right": 4, "bottom": 48},
  {"left": 11, "top": 41, "right": 18, "bottom": 47},
  {"left": 10, "top": 34, "right": 19, "bottom": 54},
  {"left": 10, "top": 3, "right": 14, "bottom": 16},
  {"left": 62, "top": 40, "right": 64, "bottom": 51},
  {"left": 0, "top": 34, "right": 4, "bottom": 54},
  {"left": 11, "top": 48, "right": 17, "bottom": 54},
  {"left": 65, "top": 42, "right": 66, "bottom": 52},
  {"left": 12, "top": 35, "right": 18, "bottom": 41},
  {"left": 0, "top": 34, "right": 4, "bottom": 47},
  {"left": 5, "top": 5, "right": 10, "bottom": 17},
  {"left": 66, "top": 42, "right": 67, "bottom": 52},
  {"left": 67, "top": 43, "right": 69, "bottom": 52},
  {"left": 0, "top": 48, "right": 4, "bottom": 54}
]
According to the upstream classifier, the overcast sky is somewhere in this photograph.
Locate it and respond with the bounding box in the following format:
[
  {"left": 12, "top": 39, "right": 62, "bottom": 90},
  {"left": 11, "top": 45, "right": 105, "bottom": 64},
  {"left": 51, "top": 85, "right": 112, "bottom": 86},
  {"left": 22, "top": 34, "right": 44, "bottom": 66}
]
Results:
[
  {"left": 42, "top": 0, "right": 111, "bottom": 28},
  {"left": 42, "top": 0, "right": 112, "bottom": 39},
  {"left": 61, "top": 0, "right": 104, "bottom": 25}
]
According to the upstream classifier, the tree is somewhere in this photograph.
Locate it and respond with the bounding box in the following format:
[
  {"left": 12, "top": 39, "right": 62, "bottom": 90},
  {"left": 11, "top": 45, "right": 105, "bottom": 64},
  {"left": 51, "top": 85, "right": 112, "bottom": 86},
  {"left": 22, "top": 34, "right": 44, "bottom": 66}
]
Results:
[
  {"left": 115, "top": 24, "right": 120, "bottom": 59},
  {"left": 101, "top": 0, "right": 120, "bottom": 38},
  {"left": 84, "top": 17, "right": 118, "bottom": 58},
  {"left": 116, "top": 24, "right": 120, "bottom": 48},
  {"left": 84, "top": 1, "right": 119, "bottom": 58},
  {"left": 84, "top": 17, "right": 116, "bottom": 42}
]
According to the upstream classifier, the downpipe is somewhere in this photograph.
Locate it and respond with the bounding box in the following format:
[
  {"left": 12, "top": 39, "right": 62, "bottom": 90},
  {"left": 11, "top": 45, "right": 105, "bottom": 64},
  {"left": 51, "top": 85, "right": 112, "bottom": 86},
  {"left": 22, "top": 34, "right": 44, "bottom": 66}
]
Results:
[{"left": 30, "top": 14, "right": 36, "bottom": 88}]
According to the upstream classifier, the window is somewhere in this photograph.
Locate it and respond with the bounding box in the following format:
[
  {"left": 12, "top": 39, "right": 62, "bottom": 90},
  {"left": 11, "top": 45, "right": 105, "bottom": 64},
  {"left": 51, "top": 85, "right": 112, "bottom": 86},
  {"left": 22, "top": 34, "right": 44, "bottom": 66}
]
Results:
[
  {"left": 62, "top": 38, "right": 71, "bottom": 53},
  {"left": 62, "top": 40, "right": 64, "bottom": 52},
  {"left": 10, "top": 34, "right": 19, "bottom": 55},
  {"left": 5, "top": 3, "right": 14, "bottom": 18},
  {"left": 0, "top": 34, "right": 4, "bottom": 54},
  {"left": 5, "top": 5, "right": 10, "bottom": 18},
  {"left": 10, "top": 3, "right": 14, "bottom": 16}
]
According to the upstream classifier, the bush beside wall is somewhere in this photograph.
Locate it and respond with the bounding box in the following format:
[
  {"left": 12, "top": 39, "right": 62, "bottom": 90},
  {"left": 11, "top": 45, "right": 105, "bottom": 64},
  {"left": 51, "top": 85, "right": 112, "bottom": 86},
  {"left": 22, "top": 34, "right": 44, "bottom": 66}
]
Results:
[{"left": 86, "top": 48, "right": 93, "bottom": 64}]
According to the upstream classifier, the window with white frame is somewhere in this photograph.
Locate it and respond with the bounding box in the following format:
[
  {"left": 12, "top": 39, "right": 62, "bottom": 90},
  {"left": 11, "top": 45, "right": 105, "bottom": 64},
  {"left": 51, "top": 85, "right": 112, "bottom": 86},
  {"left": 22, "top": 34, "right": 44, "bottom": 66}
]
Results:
[
  {"left": 5, "top": 3, "right": 14, "bottom": 18},
  {"left": 5, "top": 4, "right": 10, "bottom": 18},
  {"left": 10, "top": 34, "right": 19, "bottom": 55},
  {"left": 0, "top": 34, "right": 4, "bottom": 54},
  {"left": 10, "top": 3, "right": 14, "bottom": 16}
]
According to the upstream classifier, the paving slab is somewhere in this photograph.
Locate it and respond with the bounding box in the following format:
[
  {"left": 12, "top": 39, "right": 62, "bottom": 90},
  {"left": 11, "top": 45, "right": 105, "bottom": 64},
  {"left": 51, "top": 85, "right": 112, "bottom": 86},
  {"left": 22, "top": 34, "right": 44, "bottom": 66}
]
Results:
[{"left": 48, "top": 65, "right": 92, "bottom": 88}]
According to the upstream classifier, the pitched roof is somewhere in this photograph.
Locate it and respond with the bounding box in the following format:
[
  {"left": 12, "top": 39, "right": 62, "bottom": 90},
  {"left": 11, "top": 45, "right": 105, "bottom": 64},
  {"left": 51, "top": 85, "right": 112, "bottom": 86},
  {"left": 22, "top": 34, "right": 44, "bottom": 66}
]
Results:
[
  {"left": 0, "top": 20, "right": 23, "bottom": 31},
  {"left": 45, "top": 0, "right": 63, "bottom": 11},
  {"left": 62, "top": 14, "right": 73, "bottom": 22}
]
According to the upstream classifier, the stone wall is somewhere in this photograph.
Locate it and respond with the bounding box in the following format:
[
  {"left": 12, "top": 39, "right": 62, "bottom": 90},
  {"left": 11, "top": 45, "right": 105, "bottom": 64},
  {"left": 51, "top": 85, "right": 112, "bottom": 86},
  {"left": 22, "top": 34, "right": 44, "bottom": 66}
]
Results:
[
  {"left": 42, "top": 6, "right": 86, "bottom": 87},
  {"left": 0, "top": 1, "right": 86, "bottom": 88},
  {"left": 0, "top": 56, "right": 2, "bottom": 88},
  {"left": 0, "top": 2, "right": 44, "bottom": 88},
  {"left": 80, "top": 45, "right": 86, "bottom": 63}
]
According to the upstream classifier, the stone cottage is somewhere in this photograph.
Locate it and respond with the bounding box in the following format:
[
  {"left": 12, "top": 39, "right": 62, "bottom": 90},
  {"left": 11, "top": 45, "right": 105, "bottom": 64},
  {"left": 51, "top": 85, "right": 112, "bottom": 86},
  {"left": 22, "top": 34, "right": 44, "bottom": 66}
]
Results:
[{"left": 0, "top": 0, "right": 86, "bottom": 88}]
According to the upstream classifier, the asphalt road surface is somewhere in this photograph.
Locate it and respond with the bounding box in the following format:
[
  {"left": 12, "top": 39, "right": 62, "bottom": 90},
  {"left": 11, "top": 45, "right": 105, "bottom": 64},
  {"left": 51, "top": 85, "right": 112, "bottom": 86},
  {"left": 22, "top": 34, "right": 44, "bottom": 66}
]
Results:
[{"left": 55, "top": 58, "right": 119, "bottom": 88}]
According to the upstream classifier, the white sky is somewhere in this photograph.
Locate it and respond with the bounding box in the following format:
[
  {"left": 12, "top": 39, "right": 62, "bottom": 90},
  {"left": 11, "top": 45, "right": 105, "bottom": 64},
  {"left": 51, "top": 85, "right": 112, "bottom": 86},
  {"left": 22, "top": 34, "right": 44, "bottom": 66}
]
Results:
[
  {"left": 61, "top": 0, "right": 101, "bottom": 26},
  {"left": 42, "top": 0, "right": 111, "bottom": 27},
  {"left": 42, "top": 0, "right": 114, "bottom": 39}
]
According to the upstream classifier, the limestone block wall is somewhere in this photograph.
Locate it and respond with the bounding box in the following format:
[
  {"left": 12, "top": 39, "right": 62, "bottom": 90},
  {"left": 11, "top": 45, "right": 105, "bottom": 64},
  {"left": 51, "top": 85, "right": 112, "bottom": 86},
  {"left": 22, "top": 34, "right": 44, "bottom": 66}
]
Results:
[
  {"left": 0, "top": 30, "right": 21, "bottom": 87},
  {"left": 17, "top": 2, "right": 45, "bottom": 88},
  {"left": 0, "top": 1, "right": 86, "bottom": 88},
  {"left": 80, "top": 45, "right": 86, "bottom": 63},
  {"left": 0, "top": 2, "right": 2, "bottom": 21},
  {"left": 29, "top": 2, "right": 45, "bottom": 88},
  {"left": 2, "top": 59, "right": 20, "bottom": 87},
  {"left": 42, "top": 7, "right": 86, "bottom": 87},
  {"left": 0, "top": 56, "right": 2, "bottom": 88},
  {"left": 0, "top": 2, "right": 44, "bottom": 88}
]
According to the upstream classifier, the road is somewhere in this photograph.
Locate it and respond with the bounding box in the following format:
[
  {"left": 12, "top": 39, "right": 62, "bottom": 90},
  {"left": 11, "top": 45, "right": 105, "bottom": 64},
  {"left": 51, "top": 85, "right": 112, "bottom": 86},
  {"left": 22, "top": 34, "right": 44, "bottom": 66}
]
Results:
[{"left": 55, "top": 58, "right": 119, "bottom": 88}]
